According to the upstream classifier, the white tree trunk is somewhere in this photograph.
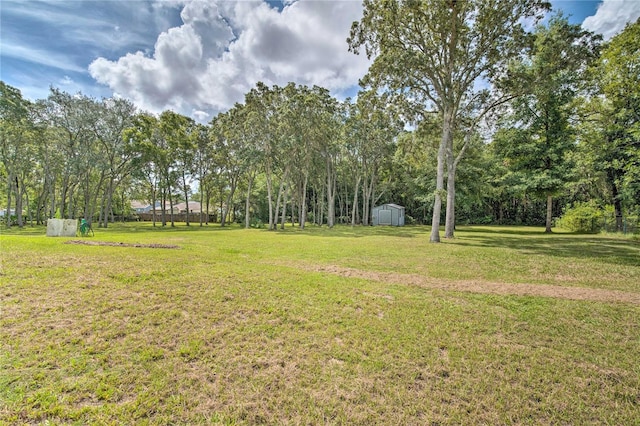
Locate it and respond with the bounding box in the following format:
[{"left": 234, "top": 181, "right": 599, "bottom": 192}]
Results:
[
  {"left": 351, "top": 176, "right": 361, "bottom": 226},
  {"left": 445, "top": 164, "right": 456, "bottom": 238},
  {"left": 431, "top": 109, "right": 454, "bottom": 243}
]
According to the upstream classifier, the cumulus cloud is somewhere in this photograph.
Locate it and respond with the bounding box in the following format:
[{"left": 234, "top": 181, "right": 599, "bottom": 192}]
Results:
[
  {"left": 582, "top": 0, "right": 640, "bottom": 40},
  {"left": 89, "top": 0, "right": 370, "bottom": 117}
]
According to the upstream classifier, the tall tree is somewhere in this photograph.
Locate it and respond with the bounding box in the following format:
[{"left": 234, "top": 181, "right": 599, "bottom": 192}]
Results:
[
  {"left": 0, "top": 82, "right": 33, "bottom": 227},
  {"left": 211, "top": 105, "right": 251, "bottom": 227},
  {"left": 159, "top": 111, "right": 196, "bottom": 226},
  {"left": 244, "top": 83, "right": 281, "bottom": 230},
  {"left": 493, "top": 15, "right": 600, "bottom": 232},
  {"left": 90, "top": 98, "right": 137, "bottom": 228},
  {"left": 42, "top": 88, "right": 97, "bottom": 220},
  {"left": 126, "top": 113, "right": 164, "bottom": 226},
  {"left": 582, "top": 19, "right": 640, "bottom": 229},
  {"left": 349, "top": 0, "right": 549, "bottom": 241},
  {"left": 344, "top": 90, "right": 401, "bottom": 226}
]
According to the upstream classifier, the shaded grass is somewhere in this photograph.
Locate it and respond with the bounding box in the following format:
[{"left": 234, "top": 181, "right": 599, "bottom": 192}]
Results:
[{"left": 1, "top": 223, "right": 639, "bottom": 424}]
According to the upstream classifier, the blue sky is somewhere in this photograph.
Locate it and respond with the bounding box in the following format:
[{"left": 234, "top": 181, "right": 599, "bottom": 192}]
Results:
[{"left": 2, "top": 0, "right": 639, "bottom": 121}]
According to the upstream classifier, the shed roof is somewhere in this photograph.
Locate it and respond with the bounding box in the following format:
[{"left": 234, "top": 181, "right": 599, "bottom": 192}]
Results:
[{"left": 379, "top": 203, "right": 404, "bottom": 210}]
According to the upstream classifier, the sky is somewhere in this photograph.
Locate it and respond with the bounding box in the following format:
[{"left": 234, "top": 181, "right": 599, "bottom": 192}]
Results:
[{"left": 2, "top": 0, "right": 640, "bottom": 122}]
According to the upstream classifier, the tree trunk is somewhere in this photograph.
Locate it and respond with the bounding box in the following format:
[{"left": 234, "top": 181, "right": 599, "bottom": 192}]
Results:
[
  {"left": 222, "top": 178, "right": 237, "bottom": 228},
  {"left": 361, "top": 176, "right": 370, "bottom": 226},
  {"left": 545, "top": 194, "right": 553, "bottom": 233},
  {"left": 26, "top": 184, "right": 32, "bottom": 227},
  {"left": 60, "top": 173, "right": 69, "bottom": 219},
  {"left": 6, "top": 173, "right": 13, "bottom": 227},
  {"left": 264, "top": 161, "right": 275, "bottom": 230},
  {"left": 445, "top": 164, "right": 456, "bottom": 239},
  {"left": 280, "top": 182, "right": 289, "bottom": 230},
  {"left": 102, "top": 176, "right": 115, "bottom": 228},
  {"left": 160, "top": 189, "right": 166, "bottom": 226},
  {"left": 318, "top": 185, "right": 325, "bottom": 226},
  {"left": 200, "top": 180, "right": 205, "bottom": 227},
  {"left": 300, "top": 174, "right": 309, "bottom": 229},
  {"left": 49, "top": 181, "right": 56, "bottom": 220},
  {"left": 326, "top": 157, "right": 336, "bottom": 228},
  {"left": 351, "top": 176, "right": 361, "bottom": 227},
  {"left": 244, "top": 171, "right": 255, "bottom": 229},
  {"left": 15, "top": 176, "right": 24, "bottom": 228},
  {"left": 67, "top": 185, "right": 75, "bottom": 219},
  {"left": 607, "top": 169, "right": 624, "bottom": 232},
  {"left": 430, "top": 109, "right": 453, "bottom": 243},
  {"left": 205, "top": 189, "right": 211, "bottom": 225},
  {"left": 151, "top": 186, "right": 157, "bottom": 227},
  {"left": 183, "top": 172, "right": 190, "bottom": 226},
  {"left": 273, "top": 167, "right": 289, "bottom": 230},
  {"left": 313, "top": 191, "right": 318, "bottom": 225},
  {"left": 165, "top": 175, "right": 175, "bottom": 227}
]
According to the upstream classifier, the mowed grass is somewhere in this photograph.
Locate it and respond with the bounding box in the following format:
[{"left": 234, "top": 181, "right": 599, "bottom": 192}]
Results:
[{"left": 1, "top": 223, "right": 639, "bottom": 424}]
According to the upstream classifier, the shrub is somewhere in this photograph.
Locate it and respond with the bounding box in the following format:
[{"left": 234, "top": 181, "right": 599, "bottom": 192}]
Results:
[
  {"left": 250, "top": 217, "right": 264, "bottom": 228},
  {"left": 556, "top": 202, "right": 604, "bottom": 233}
]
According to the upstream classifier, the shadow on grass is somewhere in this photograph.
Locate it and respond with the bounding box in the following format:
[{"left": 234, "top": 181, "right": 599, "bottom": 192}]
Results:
[{"left": 456, "top": 228, "right": 640, "bottom": 267}]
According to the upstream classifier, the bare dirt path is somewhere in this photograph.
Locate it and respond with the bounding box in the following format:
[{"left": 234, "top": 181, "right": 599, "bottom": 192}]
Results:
[
  {"left": 284, "top": 262, "right": 640, "bottom": 305},
  {"left": 64, "top": 240, "right": 180, "bottom": 249}
]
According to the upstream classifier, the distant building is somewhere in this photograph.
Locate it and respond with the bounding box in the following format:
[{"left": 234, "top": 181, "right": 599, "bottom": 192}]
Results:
[
  {"left": 0, "top": 208, "right": 16, "bottom": 217},
  {"left": 372, "top": 204, "right": 405, "bottom": 226},
  {"left": 130, "top": 201, "right": 151, "bottom": 214},
  {"left": 174, "top": 201, "right": 201, "bottom": 213},
  {"left": 130, "top": 201, "right": 181, "bottom": 214}
]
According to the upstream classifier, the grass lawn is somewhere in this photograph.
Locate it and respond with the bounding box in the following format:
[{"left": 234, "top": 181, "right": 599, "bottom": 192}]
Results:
[{"left": 1, "top": 223, "right": 639, "bottom": 424}]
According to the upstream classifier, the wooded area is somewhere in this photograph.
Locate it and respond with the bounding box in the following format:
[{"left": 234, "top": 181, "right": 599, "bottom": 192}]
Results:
[{"left": 1, "top": 6, "right": 638, "bottom": 239}]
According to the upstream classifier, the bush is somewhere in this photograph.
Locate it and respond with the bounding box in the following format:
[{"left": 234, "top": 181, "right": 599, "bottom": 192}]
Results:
[
  {"left": 250, "top": 217, "right": 264, "bottom": 229},
  {"left": 556, "top": 202, "right": 603, "bottom": 233}
]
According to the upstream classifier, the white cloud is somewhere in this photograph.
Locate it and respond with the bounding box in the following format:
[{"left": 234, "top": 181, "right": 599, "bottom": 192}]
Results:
[
  {"left": 1, "top": 42, "right": 86, "bottom": 73},
  {"left": 60, "top": 75, "right": 74, "bottom": 86},
  {"left": 192, "top": 110, "right": 209, "bottom": 122},
  {"left": 88, "top": 0, "right": 370, "bottom": 116},
  {"left": 582, "top": 0, "right": 640, "bottom": 40}
]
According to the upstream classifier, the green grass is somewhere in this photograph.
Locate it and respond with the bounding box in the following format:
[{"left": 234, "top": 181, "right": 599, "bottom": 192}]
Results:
[{"left": 1, "top": 223, "right": 639, "bottom": 424}]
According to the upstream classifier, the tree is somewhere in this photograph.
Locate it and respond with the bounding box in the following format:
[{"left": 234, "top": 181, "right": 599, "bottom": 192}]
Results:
[
  {"left": 349, "top": 0, "right": 549, "bottom": 241},
  {"left": 192, "top": 123, "right": 215, "bottom": 226},
  {"left": 210, "top": 105, "right": 250, "bottom": 227},
  {"left": 0, "top": 82, "right": 33, "bottom": 227},
  {"left": 493, "top": 15, "right": 600, "bottom": 232},
  {"left": 344, "top": 90, "right": 401, "bottom": 226},
  {"left": 244, "top": 83, "right": 281, "bottom": 230},
  {"left": 582, "top": 19, "right": 640, "bottom": 229},
  {"left": 159, "top": 111, "right": 196, "bottom": 226},
  {"left": 42, "top": 88, "right": 98, "bottom": 221},
  {"left": 126, "top": 113, "right": 163, "bottom": 227},
  {"left": 90, "top": 98, "right": 137, "bottom": 228}
]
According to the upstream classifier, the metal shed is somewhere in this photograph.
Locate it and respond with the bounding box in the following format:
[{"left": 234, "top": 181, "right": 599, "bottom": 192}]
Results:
[{"left": 372, "top": 203, "right": 405, "bottom": 226}]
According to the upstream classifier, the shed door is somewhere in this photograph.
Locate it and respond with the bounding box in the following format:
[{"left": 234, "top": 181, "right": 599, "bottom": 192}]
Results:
[{"left": 379, "top": 209, "right": 392, "bottom": 225}]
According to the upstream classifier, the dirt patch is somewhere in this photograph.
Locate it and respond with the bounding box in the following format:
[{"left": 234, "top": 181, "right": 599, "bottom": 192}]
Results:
[
  {"left": 283, "top": 262, "right": 640, "bottom": 305},
  {"left": 64, "top": 240, "right": 180, "bottom": 249}
]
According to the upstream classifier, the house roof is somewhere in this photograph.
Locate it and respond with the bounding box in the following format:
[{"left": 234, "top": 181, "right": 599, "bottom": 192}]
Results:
[
  {"left": 174, "top": 201, "right": 201, "bottom": 212},
  {"left": 130, "top": 200, "right": 150, "bottom": 209}
]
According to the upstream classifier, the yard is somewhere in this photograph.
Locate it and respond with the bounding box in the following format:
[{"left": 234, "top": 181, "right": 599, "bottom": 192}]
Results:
[{"left": 1, "top": 224, "right": 639, "bottom": 424}]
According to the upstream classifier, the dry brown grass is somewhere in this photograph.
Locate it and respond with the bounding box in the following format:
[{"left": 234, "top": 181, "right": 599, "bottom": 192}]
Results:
[{"left": 288, "top": 261, "right": 640, "bottom": 304}]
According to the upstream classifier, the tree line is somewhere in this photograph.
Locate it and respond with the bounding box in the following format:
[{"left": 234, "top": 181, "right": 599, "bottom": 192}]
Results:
[{"left": 1, "top": 5, "right": 638, "bottom": 239}]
